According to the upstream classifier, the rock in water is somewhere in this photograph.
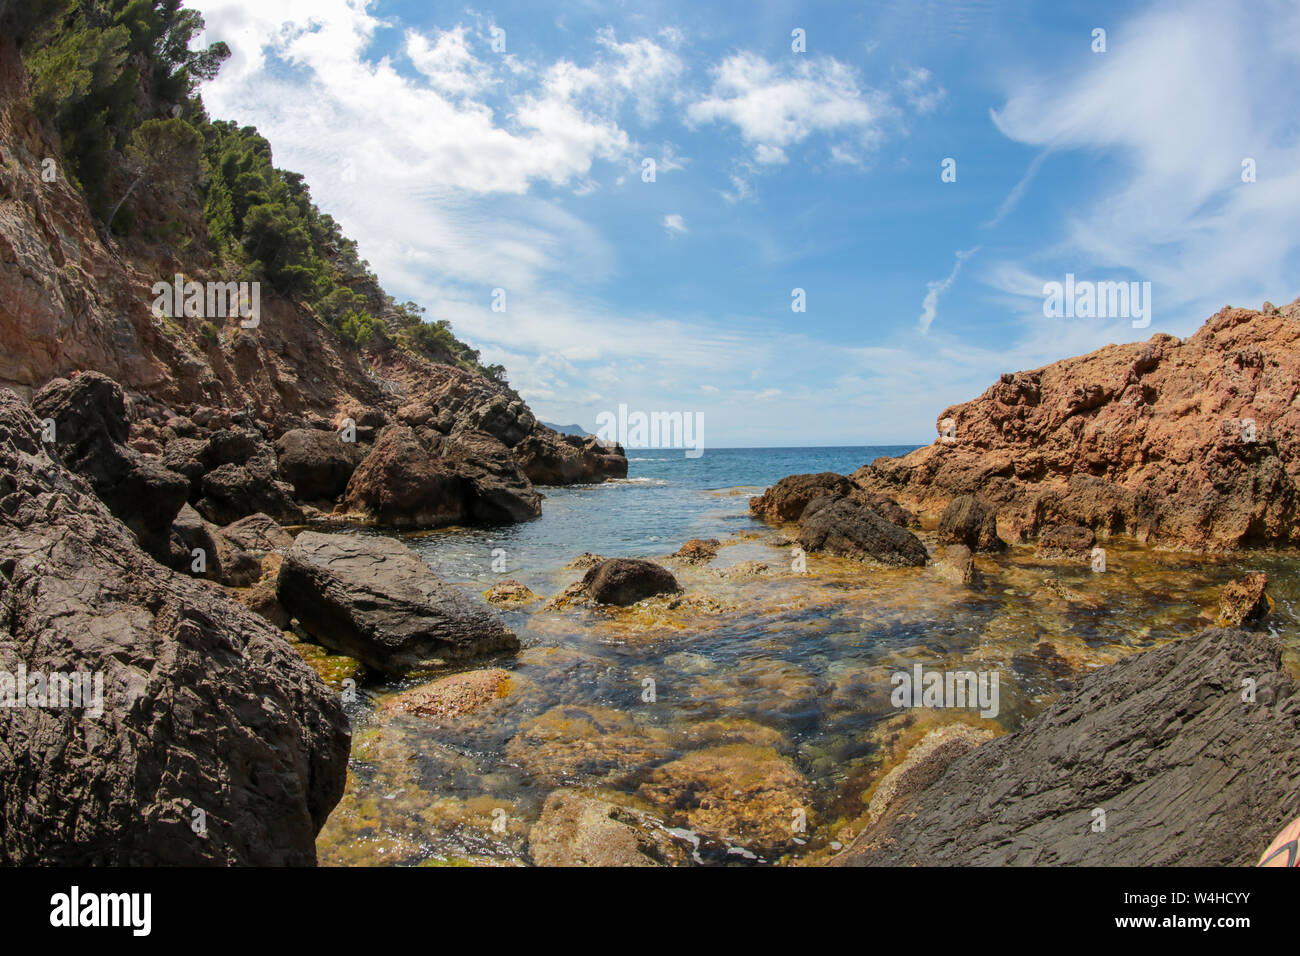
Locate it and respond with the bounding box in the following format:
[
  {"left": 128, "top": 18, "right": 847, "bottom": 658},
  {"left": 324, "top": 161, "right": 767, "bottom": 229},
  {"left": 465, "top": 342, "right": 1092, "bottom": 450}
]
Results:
[
  {"left": 383, "top": 668, "right": 513, "bottom": 720},
  {"left": 936, "top": 495, "right": 1005, "bottom": 552},
  {"left": 514, "top": 427, "right": 628, "bottom": 485},
  {"left": 935, "top": 544, "right": 978, "bottom": 585},
  {"left": 797, "top": 496, "right": 929, "bottom": 567},
  {"left": 529, "top": 790, "right": 690, "bottom": 867},
  {"left": 582, "top": 558, "right": 680, "bottom": 605},
  {"left": 1035, "top": 523, "right": 1096, "bottom": 559},
  {"left": 0, "top": 391, "right": 349, "bottom": 865},
  {"left": 833, "top": 627, "right": 1300, "bottom": 866},
  {"left": 1219, "top": 572, "right": 1271, "bottom": 627},
  {"left": 671, "top": 538, "right": 721, "bottom": 563},
  {"left": 277, "top": 531, "right": 518, "bottom": 674},
  {"left": 749, "top": 472, "right": 854, "bottom": 522}
]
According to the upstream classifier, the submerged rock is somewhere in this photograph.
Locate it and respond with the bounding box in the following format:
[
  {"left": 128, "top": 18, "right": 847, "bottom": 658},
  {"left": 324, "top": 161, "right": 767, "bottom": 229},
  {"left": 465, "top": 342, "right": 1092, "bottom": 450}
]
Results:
[
  {"left": 1036, "top": 523, "right": 1096, "bottom": 559},
  {"left": 797, "top": 496, "right": 928, "bottom": 567},
  {"left": 528, "top": 790, "right": 691, "bottom": 867},
  {"left": 506, "top": 705, "right": 675, "bottom": 785},
  {"left": 834, "top": 627, "right": 1300, "bottom": 866},
  {"left": 582, "top": 558, "right": 680, "bottom": 605},
  {"left": 483, "top": 579, "right": 540, "bottom": 606},
  {"left": 636, "top": 744, "right": 810, "bottom": 856},
  {"left": 277, "top": 531, "right": 518, "bottom": 675},
  {"left": 0, "top": 390, "right": 349, "bottom": 865},
  {"left": 383, "top": 668, "right": 513, "bottom": 720},
  {"left": 934, "top": 544, "right": 978, "bottom": 586}
]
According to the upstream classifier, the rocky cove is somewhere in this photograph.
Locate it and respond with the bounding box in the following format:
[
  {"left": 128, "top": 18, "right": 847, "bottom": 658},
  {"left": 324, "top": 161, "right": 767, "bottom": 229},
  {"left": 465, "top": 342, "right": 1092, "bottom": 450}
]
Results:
[
  {"left": 3, "top": 5, "right": 1300, "bottom": 871},
  {"left": 6, "top": 301, "right": 1300, "bottom": 865}
]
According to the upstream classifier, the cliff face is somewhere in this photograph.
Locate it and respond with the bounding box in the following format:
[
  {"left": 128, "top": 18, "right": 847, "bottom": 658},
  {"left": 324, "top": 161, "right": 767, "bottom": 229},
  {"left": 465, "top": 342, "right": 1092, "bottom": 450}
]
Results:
[
  {"left": 0, "top": 36, "right": 621, "bottom": 497},
  {"left": 854, "top": 301, "right": 1300, "bottom": 551}
]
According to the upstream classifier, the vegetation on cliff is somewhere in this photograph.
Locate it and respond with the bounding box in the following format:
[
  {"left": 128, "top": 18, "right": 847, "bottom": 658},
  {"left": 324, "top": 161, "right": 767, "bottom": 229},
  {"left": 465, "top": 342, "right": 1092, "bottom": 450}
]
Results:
[{"left": 3, "top": 0, "right": 505, "bottom": 381}]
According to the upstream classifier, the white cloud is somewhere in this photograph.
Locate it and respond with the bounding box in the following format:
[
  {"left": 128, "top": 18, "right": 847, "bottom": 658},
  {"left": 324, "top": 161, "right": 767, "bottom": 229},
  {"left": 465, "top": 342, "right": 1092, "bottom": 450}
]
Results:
[
  {"left": 898, "top": 66, "right": 945, "bottom": 114},
  {"left": 405, "top": 25, "right": 492, "bottom": 96},
  {"left": 919, "top": 247, "right": 978, "bottom": 333},
  {"left": 663, "top": 213, "right": 687, "bottom": 235},
  {"left": 988, "top": 0, "right": 1300, "bottom": 324},
  {"left": 687, "top": 53, "right": 890, "bottom": 163}
]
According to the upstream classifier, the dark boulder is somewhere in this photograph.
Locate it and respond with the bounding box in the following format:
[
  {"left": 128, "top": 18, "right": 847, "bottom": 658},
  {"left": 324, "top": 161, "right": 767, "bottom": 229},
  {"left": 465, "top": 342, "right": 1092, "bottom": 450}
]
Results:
[
  {"left": 797, "top": 496, "right": 929, "bottom": 567},
  {"left": 749, "top": 472, "right": 853, "bottom": 523},
  {"left": 937, "top": 495, "right": 1005, "bottom": 552},
  {"left": 32, "top": 373, "right": 189, "bottom": 561},
  {"left": 343, "top": 426, "right": 469, "bottom": 528},
  {"left": 219, "top": 512, "right": 294, "bottom": 554},
  {"left": 0, "top": 390, "right": 349, "bottom": 865},
  {"left": 343, "top": 425, "right": 540, "bottom": 528},
  {"left": 275, "top": 428, "right": 362, "bottom": 501},
  {"left": 515, "top": 427, "right": 628, "bottom": 485},
  {"left": 582, "top": 558, "right": 679, "bottom": 605},
  {"left": 276, "top": 531, "right": 518, "bottom": 675},
  {"left": 196, "top": 461, "right": 303, "bottom": 527},
  {"left": 1036, "top": 523, "right": 1096, "bottom": 559}
]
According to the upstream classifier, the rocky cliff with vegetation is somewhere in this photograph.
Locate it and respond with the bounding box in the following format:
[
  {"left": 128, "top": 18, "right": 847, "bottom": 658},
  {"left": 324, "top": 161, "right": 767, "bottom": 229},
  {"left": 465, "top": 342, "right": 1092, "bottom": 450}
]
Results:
[{"left": 0, "top": 0, "right": 623, "bottom": 864}]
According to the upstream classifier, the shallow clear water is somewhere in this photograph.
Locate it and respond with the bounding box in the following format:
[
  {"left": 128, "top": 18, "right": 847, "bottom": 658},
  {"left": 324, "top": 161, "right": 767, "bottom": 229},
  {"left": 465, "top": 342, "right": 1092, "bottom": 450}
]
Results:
[{"left": 315, "top": 446, "right": 1300, "bottom": 866}]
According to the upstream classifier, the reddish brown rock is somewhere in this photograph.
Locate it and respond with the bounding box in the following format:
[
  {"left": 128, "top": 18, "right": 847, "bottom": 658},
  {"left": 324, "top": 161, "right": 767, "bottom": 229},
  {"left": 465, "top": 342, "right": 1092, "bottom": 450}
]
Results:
[
  {"left": 1036, "top": 523, "right": 1096, "bottom": 559},
  {"left": 383, "top": 668, "right": 513, "bottom": 720},
  {"left": 671, "top": 538, "right": 721, "bottom": 563},
  {"left": 1218, "top": 572, "right": 1271, "bottom": 628},
  {"left": 936, "top": 495, "right": 1005, "bottom": 553},
  {"left": 853, "top": 303, "right": 1300, "bottom": 551},
  {"left": 749, "top": 472, "right": 853, "bottom": 523}
]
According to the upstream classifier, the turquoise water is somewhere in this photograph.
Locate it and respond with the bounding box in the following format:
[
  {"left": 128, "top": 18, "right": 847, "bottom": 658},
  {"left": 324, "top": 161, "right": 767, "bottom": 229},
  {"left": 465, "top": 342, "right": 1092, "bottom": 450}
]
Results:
[{"left": 412, "top": 446, "right": 918, "bottom": 588}]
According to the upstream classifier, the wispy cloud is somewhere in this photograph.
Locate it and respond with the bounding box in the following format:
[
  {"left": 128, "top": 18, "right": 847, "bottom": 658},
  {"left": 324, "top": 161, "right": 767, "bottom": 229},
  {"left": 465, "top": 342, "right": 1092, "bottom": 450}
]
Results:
[{"left": 919, "top": 247, "right": 979, "bottom": 333}]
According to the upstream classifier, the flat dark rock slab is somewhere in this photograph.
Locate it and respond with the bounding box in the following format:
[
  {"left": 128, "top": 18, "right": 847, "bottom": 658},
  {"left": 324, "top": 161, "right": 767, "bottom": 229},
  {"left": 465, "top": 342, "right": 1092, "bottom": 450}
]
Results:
[
  {"left": 278, "top": 531, "right": 518, "bottom": 675},
  {"left": 834, "top": 627, "right": 1300, "bottom": 866}
]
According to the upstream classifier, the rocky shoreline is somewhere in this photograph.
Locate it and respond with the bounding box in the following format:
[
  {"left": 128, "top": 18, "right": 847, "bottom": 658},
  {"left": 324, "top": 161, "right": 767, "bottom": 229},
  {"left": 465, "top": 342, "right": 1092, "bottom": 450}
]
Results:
[{"left": 6, "top": 298, "right": 1300, "bottom": 866}]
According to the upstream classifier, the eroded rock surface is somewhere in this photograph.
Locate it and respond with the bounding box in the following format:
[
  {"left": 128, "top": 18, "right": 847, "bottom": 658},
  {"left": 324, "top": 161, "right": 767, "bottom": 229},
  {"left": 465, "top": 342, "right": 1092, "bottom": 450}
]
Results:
[
  {"left": 277, "top": 531, "right": 518, "bottom": 675},
  {"left": 834, "top": 627, "right": 1300, "bottom": 866},
  {"left": 0, "top": 391, "right": 349, "bottom": 865},
  {"left": 854, "top": 303, "right": 1300, "bottom": 551}
]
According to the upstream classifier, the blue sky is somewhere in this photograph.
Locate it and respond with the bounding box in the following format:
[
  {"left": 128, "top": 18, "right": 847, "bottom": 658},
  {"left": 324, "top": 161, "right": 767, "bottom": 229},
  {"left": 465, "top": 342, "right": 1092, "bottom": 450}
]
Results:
[{"left": 192, "top": 0, "right": 1300, "bottom": 445}]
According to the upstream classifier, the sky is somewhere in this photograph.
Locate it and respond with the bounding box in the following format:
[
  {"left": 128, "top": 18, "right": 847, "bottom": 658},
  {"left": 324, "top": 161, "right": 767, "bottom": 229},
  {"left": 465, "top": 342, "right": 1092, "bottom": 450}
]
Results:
[{"left": 190, "top": 0, "right": 1300, "bottom": 446}]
